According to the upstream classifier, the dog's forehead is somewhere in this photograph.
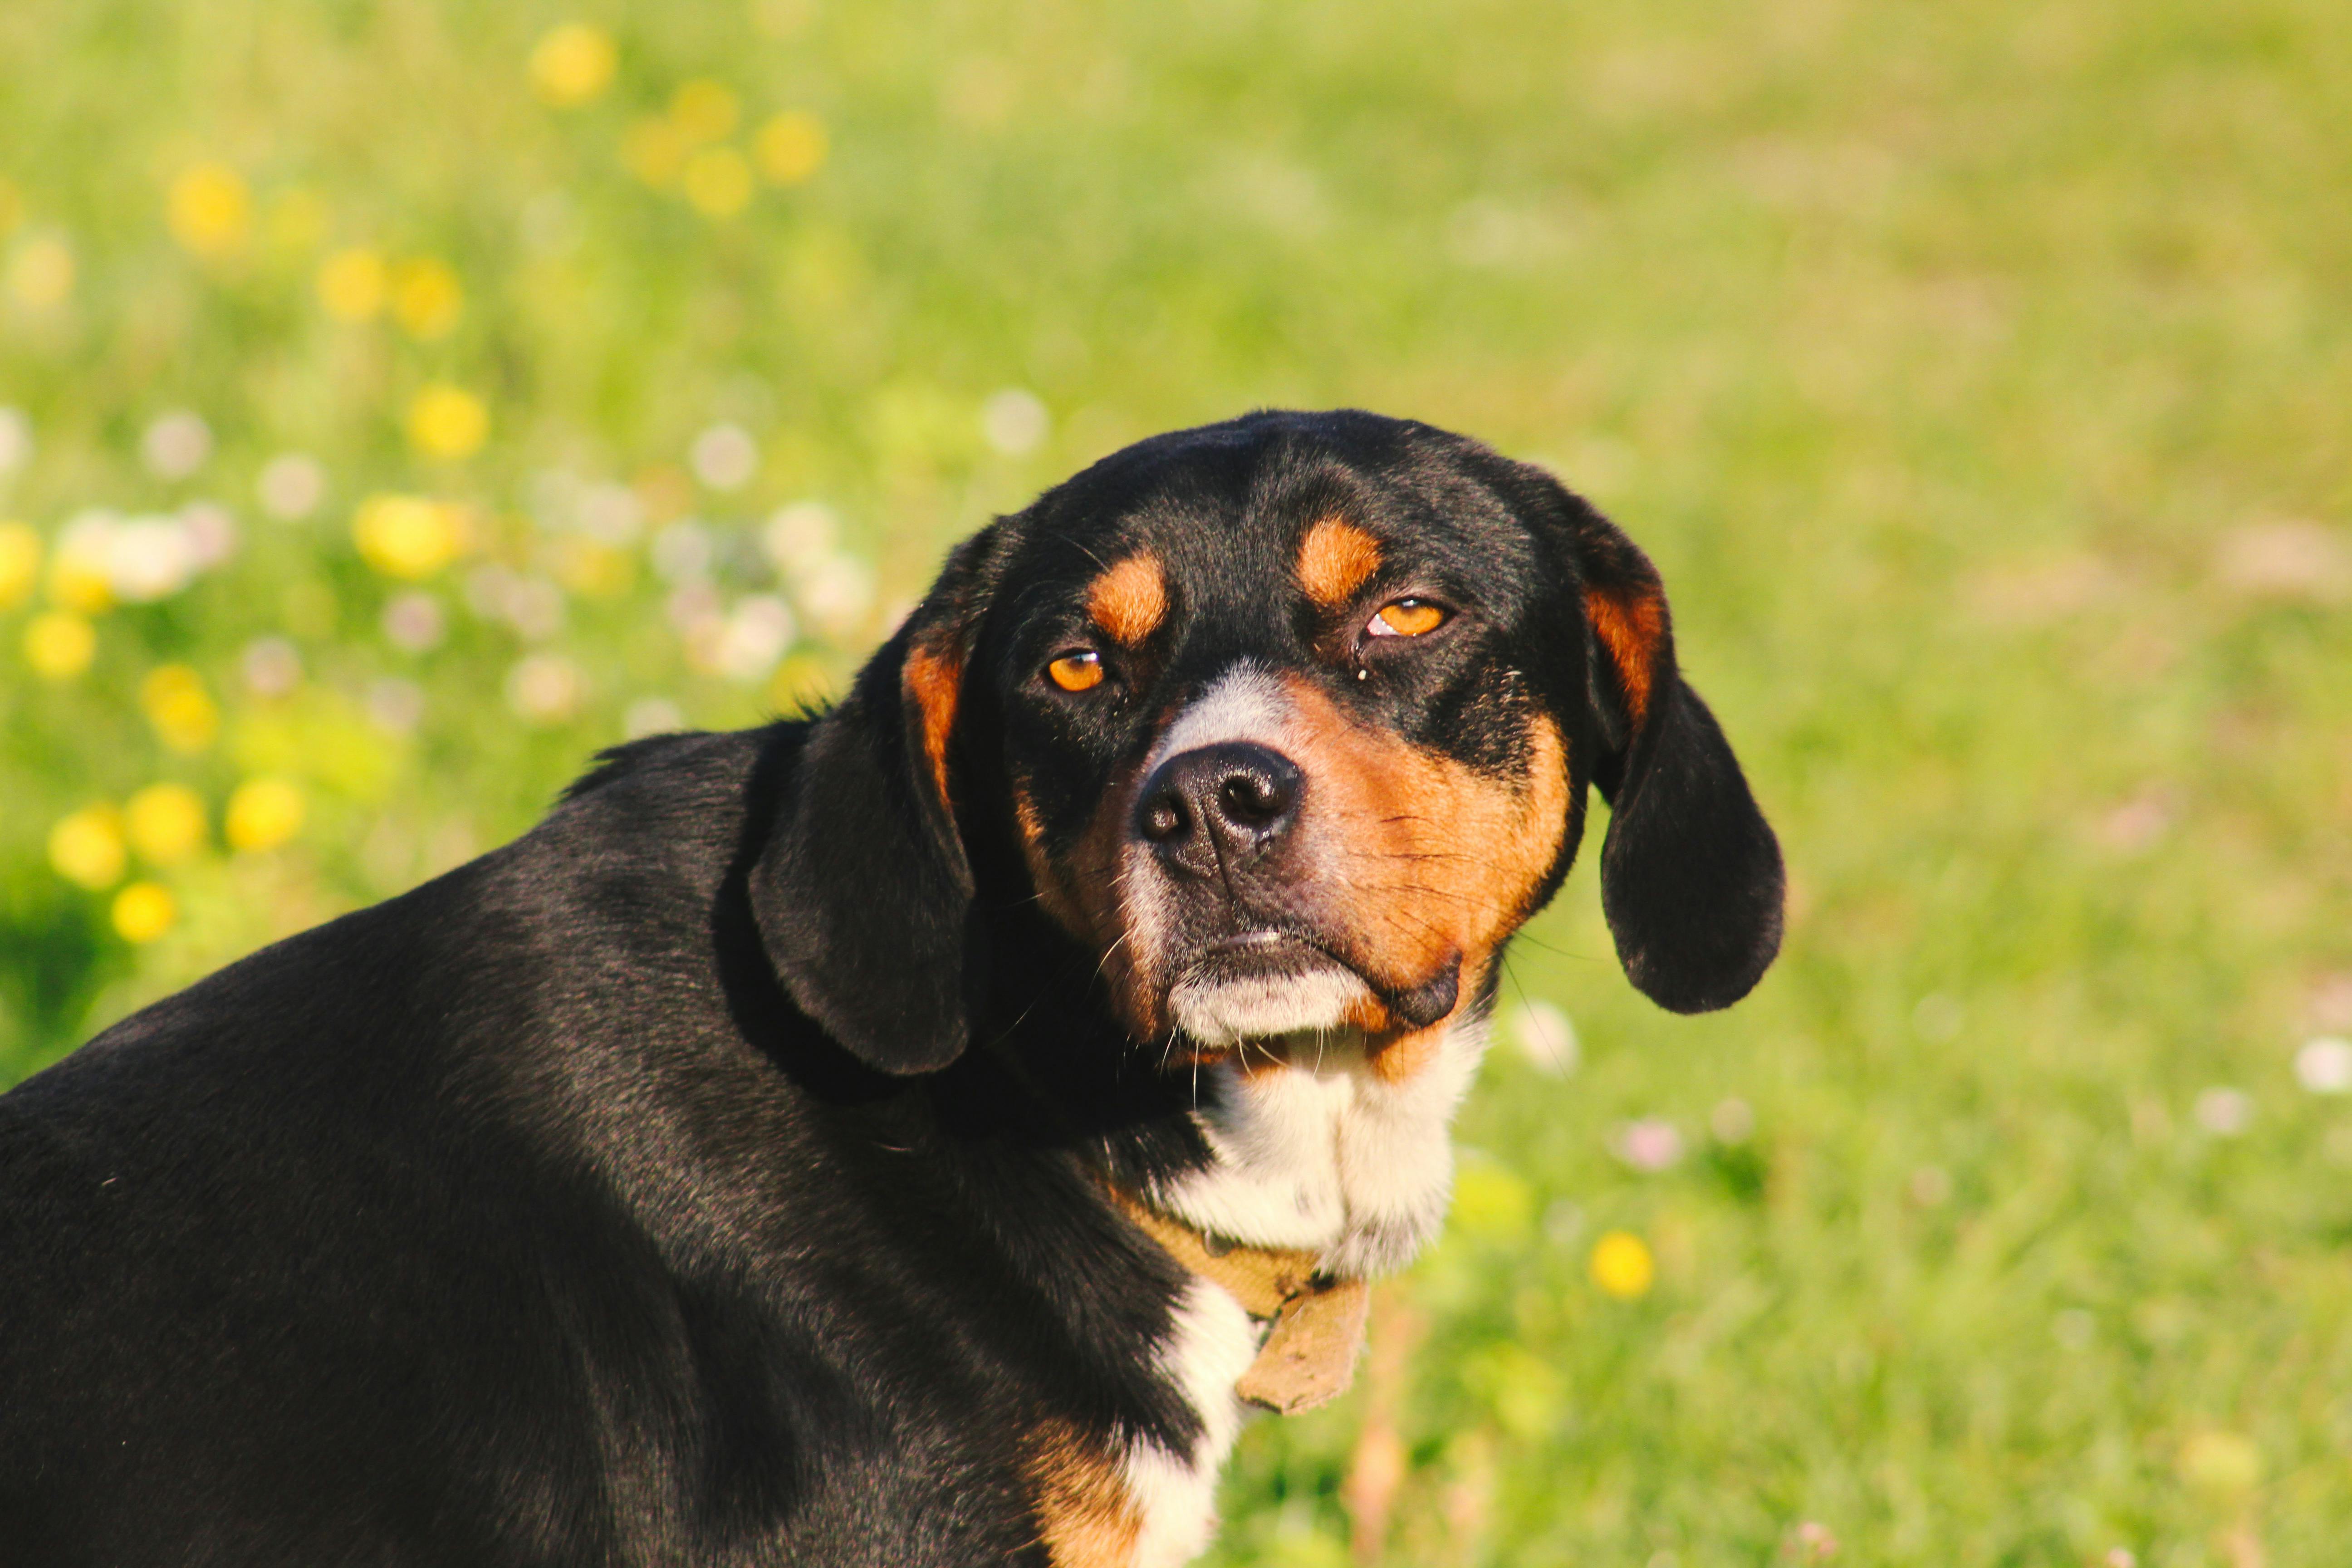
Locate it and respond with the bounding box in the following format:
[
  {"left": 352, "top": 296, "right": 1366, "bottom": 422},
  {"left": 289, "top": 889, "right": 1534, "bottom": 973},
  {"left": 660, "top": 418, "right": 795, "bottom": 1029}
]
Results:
[{"left": 1003, "top": 438, "right": 1541, "bottom": 647}]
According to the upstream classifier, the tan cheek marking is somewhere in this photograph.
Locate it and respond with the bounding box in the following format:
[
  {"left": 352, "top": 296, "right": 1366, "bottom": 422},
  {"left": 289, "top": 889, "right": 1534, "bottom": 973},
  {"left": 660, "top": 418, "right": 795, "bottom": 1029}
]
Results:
[
  {"left": 1297, "top": 518, "right": 1382, "bottom": 610},
  {"left": 1363, "top": 952, "right": 1493, "bottom": 1085},
  {"left": 1012, "top": 767, "right": 1167, "bottom": 1041},
  {"left": 1277, "top": 676, "right": 1569, "bottom": 1069},
  {"left": 1026, "top": 1420, "right": 1142, "bottom": 1567},
  {"left": 1584, "top": 583, "right": 1666, "bottom": 727},
  {"left": 1087, "top": 554, "right": 1168, "bottom": 647},
  {"left": 902, "top": 643, "right": 962, "bottom": 806}
]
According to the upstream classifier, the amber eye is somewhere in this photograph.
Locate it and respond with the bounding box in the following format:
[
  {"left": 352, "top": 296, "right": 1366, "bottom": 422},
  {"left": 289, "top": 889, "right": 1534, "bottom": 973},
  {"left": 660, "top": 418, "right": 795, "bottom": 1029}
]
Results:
[
  {"left": 1046, "top": 650, "right": 1106, "bottom": 692},
  {"left": 1369, "top": 598, "right": 1448, "bottom": 637}
]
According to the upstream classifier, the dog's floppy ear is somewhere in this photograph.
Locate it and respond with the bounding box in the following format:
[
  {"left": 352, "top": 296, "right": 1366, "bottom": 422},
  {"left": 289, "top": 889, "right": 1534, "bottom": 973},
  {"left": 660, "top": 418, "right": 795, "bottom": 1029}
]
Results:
[
  {"left": 1548, "top": 486, "right": 1784, "bottom": 1013},
  {"left": 750, "top": 527, "right": 1003, "bottom": 1073}
]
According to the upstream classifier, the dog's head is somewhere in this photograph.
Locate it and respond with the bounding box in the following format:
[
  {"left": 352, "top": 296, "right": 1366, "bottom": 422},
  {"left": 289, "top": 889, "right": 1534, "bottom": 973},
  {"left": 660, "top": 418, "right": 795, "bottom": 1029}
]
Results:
[{"left": 753, "top": 410, "right": 1783, "bottom": 1075}]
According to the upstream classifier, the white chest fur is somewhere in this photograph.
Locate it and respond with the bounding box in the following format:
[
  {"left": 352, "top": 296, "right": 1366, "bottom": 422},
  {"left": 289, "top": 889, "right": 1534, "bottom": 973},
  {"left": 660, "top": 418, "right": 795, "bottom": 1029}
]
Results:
[
  {"left": 1152, "top": 1016, "right": 1490, "bottom": 1283},
  {"left": 1102, "top": 1018, "right": 1487, "bottom": 1565}
]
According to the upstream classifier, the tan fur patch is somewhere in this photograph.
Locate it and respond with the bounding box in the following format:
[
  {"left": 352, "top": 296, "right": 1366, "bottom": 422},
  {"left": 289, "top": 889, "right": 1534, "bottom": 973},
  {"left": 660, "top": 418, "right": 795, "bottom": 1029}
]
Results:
[
  {"left": 903, "top": 643, "right": 962, "bottom": 806},
  {"left": 1026, "top": 1420, "right": 1142, "bottom": 1567},
  {"left": 1296, "top": 519, "right": 1382, "bottom": 609},
  {"left": 1584, "top": 583, "right": 1666, "bottom": 727},
  {"left": 1362, "top": 954, "right": 1492, "bottom": 1085},
  {"left": 1012, "top": 763, "right": 1167, "bottom": 1039},
  {"left": 1276, "top": 675, "right": 1570, "bottom": 1072},
  {"left": 1087, "top": 554, "right": 1168, "bottom": 647}
]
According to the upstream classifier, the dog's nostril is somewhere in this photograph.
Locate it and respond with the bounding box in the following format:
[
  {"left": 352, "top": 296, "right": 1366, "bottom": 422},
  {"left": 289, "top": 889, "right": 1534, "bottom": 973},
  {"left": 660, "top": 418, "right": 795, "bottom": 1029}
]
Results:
[
  {"left": 1218, "top": 774, "right": 1287, "bottom": 827},
  {"left": 1142, "top": 795, "right": 1188, "bottom": 842}
]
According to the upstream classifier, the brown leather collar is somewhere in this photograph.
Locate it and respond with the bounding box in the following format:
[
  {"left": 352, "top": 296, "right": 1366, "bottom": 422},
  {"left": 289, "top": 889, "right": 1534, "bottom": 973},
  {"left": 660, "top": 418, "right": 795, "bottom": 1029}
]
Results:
[{"left": 1106, "top": 1186, "right": 1370, "bottom": 1415}]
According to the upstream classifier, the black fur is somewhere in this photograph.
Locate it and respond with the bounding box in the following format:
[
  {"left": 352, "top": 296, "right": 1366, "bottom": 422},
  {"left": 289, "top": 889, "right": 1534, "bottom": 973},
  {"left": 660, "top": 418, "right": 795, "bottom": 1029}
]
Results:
[{"left": 0, "top": 410, "right": 1779, "bottom": 1566}]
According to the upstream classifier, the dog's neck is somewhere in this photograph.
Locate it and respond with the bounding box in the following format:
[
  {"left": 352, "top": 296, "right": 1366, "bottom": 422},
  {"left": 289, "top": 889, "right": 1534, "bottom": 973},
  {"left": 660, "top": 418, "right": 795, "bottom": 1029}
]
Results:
[{"left": 1135, "top": 1014, "right": 1492, "bottom": 1280}]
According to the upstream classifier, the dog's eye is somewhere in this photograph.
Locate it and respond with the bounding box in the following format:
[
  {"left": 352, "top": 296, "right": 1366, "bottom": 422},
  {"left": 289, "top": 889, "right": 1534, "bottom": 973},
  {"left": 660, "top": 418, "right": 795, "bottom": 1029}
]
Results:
[
  {"left": 1045, "top": 650, "right": 1107, "bottom": 692},
  {"left": 1368, "top": 598, "right": 1448, "bottom": 637}
]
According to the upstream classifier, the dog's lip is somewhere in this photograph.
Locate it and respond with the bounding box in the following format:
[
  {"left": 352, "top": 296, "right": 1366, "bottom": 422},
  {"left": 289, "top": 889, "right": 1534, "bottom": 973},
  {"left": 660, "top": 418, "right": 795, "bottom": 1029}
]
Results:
[
  {"left": 1177, "top": 928, "right": 1460, "bottom": 1032},
  {"left": 1202, "top": 929, "right": 1296, "bottom": 956},
  {"left": 1193, "top": 926, "right": 1348, "bottom": 973}
]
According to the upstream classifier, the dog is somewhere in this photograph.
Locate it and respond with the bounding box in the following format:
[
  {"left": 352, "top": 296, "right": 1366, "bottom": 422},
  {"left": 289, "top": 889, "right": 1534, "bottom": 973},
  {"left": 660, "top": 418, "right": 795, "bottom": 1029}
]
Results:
[{"left": 0, "top": 409, "right": 1782, "bottom": 1567}]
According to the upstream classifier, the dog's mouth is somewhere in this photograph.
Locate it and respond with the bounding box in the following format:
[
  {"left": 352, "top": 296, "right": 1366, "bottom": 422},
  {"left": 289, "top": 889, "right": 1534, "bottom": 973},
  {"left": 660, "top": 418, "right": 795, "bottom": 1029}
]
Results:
[{"left": 1163, "top": 928, "right": 1460, "bottom": 1052}]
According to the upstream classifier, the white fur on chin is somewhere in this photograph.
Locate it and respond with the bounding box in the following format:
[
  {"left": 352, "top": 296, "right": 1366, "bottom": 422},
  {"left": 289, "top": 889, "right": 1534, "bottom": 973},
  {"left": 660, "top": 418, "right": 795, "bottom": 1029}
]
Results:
[{"left": 1153, "top": 1010, "right": 1492, "bottom": 1280}]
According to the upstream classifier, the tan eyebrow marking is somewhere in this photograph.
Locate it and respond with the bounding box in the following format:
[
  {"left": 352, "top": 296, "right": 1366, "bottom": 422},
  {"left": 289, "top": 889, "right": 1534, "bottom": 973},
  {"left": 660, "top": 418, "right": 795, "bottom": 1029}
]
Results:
[
  {"left": 1085, "top": 553, "right": 1168, "bottom": 647},
  {"left": 1296, "top": 517, "right": 1382, "bottom": 609}
]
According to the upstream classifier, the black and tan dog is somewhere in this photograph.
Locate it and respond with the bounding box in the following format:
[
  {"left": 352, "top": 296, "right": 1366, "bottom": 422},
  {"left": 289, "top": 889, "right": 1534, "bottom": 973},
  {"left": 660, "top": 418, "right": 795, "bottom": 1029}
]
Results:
[{"left": 0, "top": 410, "right": 1781, "bottom": 1567}]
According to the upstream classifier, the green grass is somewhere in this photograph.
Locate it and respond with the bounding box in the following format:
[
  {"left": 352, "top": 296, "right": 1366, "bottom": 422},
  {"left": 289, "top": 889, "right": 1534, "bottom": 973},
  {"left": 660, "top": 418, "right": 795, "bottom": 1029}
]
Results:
[{"left": 5, "top": 0, "right": 2350, "bottom": 1561}]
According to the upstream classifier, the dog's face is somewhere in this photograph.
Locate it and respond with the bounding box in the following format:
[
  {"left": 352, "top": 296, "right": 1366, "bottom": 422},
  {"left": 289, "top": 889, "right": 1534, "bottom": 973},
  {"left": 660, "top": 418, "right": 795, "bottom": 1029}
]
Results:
[
  {"left": 973, "top": 469, "right": 1578, "bottom": 1077},
  {"left": 754, "top": 411, "right": 1783, "bottom": 1076}
]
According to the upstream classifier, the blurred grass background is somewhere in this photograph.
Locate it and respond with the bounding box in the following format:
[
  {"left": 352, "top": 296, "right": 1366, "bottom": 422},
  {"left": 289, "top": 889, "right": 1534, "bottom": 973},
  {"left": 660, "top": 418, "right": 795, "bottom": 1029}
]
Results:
[{"left": 4, "top": 0, "right": 2350, "bottom": 1562}]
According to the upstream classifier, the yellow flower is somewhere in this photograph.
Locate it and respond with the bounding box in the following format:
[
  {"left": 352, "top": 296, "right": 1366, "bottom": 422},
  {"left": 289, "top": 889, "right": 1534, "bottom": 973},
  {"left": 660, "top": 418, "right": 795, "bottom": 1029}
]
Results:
[
  {"left": 390, "top": 257, "right": 463, "bottom": 339},
  {"left": 406, "top": 384, "right": 489, "bottom": 460},
  {"left": 126, "top": 782, "right": 207, "bottom": 865},
  {"left": 551, "top": 537, "right": 633, "bottom": 598},
  {"left": 225, "top": 776, "right": 305, "bottom": 853},
  {"left": 622, "top": 117, "right": 689, "bottom": 187},
  {"left": 167, "top": 163, "right": 250, "bottom": 258},
  {"left": 353, "top": 493, "right": 461, "bottom": 579},
  {"left": 111, "top": 881, "right": 176, "bottom": 944},
  {"left": 46, "top": 531, "right": 112, "bottom": 613},
  {"left": 682, "top": 147, "right": 755, "bottom": 218},
  {"left": 671, "top": 79, "right": 740, "bottom": 143},
  {"left": 755, "top": 111, "right": 828, "bottom": 186},
  {"left": 529, "top": 23, "right": 618, "bottom": 107},
  {"left": 317, "top": 247, "right": 387, "bottom": 321},
  {"left": 49, "top": 805, "right": 127, "bottom": 890},
  {"left": 140, "top": 665, "right": 220, "bottom": 754},
  {"left": 7, "top": 234, "right": 74, "bottom": 309},
  {"left": 1589, "top": 1230, "right": 1655, "bottom": 1298},
  {"left": 0, "top": 519, "right": 39, "bottom": 608},
  {"left": 24, "top": 610, "right": 96, "bottom": 679}
]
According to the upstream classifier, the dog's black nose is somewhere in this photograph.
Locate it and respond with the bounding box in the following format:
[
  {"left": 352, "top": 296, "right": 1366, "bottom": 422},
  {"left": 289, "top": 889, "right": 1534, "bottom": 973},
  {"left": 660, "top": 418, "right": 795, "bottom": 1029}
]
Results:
[{"left": 1136, "top": 743, "right": 1303, "bottom": 877}]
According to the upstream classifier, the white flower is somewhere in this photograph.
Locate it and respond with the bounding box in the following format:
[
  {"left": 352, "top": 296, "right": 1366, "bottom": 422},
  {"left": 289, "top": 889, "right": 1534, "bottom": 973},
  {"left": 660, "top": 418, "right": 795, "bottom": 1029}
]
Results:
[
  {"left": 179, "top": 501, "right": 237, "bottom": 568},
  {"left": 367, "top": 678, "right": 426, "bottom": 733},
  {"left": 141, "top": 411, "right": 213, "bottom": 480},
  {"left": 1507, "top": 1001, "right": 1578, "bottom": 1075},
  {"left": 576, "top": 482, "right": 642, "bottom": 546},
  {"left": 382, "top": 592, "right": 446, "bottom": 653},
  {"left": 713, "top": 594, "right": 794, "bottom": 681},
  {"left": 1612, "top": 1118, "right": 1683, "bottom": 1172},
  {"left": 762, "top": 500, "right": 838, "bottom": 577},
  {"left": 796, "top": 552, "right": 874, "bottom": 639},
  {"left": 0, "top": 407, "right": 30, "bottom": 475},
  {"left": 689, "top": 422, "right": 759, "bottom": 491},
  {"left": 623, "top": 697, "right": 685, "bottom": 739},
  {"left": 980, "top": 388, "right": 1049, "bottom": 456},
  {"left": 2295, "top": 1038, "right": 2352, "bottom": 1095},
  {"left": 240, "top": 637, "right": 303, "bottom": 697},
  {"left": 256, "top": 454, "right": 326, "bottom": 521},
  {"left": 505, "top": 654, "right": 582, "bottom": 724},
  {"left": 650, "top": 520, "right": 715, "bottom": 583},
  {"left": 500, "top": 576, "right": 567, "bottom": 642},
  {"left": 2194, "top": 1087, "right": 2252, "bottom": 1136},
  {"left": 106, "top": 514, "right": 198, "bottom": 602}
]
